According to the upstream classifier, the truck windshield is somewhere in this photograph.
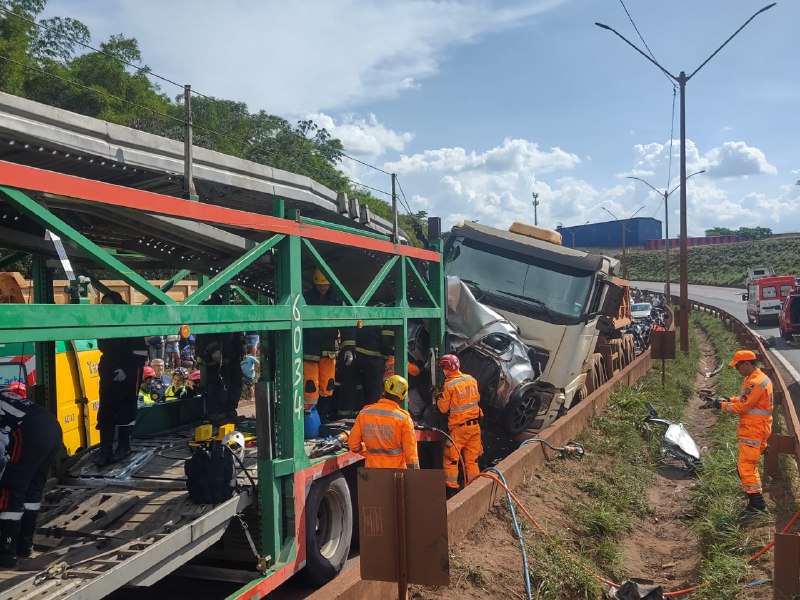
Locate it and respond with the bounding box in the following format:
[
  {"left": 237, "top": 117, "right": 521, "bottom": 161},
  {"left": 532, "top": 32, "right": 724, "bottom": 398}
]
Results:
[{"left": 445, "top": 237, "right": 594, "bottom": 322}]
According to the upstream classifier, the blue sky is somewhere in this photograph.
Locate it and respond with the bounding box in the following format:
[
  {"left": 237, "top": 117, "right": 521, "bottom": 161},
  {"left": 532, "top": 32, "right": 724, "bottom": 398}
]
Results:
[{"left": 46, "top": 0, "right": 800, "bottom": 237}]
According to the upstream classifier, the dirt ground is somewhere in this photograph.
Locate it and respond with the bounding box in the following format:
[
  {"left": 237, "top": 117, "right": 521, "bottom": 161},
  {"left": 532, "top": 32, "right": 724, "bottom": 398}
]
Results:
[{"left": 411, "top": 329, "right": 789, "bottom": 600}]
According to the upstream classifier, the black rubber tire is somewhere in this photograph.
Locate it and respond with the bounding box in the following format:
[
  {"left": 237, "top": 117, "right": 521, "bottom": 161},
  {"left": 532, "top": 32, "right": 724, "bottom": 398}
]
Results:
[
  {"left": 503, "top": 392, "right": 541, "bottom": 435},
  {"left": 302, "top": 472, "right": 353, "bottom": 586}
]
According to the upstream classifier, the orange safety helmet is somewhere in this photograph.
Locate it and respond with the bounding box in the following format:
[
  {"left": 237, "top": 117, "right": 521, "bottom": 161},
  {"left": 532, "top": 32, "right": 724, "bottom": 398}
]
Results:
[
  {"left": 729, "top": 350, "right": 757, "bottom": 367},
  {"left": 439, "top": 354, "right": 460, "bottom": 372}
]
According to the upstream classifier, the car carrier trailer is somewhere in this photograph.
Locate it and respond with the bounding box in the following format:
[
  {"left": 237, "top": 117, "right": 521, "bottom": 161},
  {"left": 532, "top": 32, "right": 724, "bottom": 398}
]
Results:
[{"left": 0, "top": 162, "right": 445, "bottom": 599}]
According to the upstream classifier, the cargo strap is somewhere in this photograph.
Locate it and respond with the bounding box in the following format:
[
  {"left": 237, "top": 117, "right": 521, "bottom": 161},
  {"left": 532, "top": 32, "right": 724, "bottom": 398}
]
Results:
[{"left": 236, "top": 513, "right": 269, "bottom": 573}]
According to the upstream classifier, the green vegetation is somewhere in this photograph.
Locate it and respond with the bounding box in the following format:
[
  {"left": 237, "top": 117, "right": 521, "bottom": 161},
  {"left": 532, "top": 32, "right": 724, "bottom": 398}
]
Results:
[
  {"left": 625, "top": 236, "right": 800, "bottom": 286},
  {"left": 690, "top": 314, "right": 770, "bottom": 600},
  {"left": 513, "top": 326, "right": 700, "bottom": 599},
  {"left": 0, "top": 0, "right": 427, "bottom": 244},
  {"left": 705, "top": 226, "right": 772, "bottom": 240}
]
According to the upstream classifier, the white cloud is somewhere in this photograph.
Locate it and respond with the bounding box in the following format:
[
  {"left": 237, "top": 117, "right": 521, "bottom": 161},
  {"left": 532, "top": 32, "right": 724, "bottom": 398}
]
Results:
[
  {"left": 308, "top": 113, "right": 414, "bottom": 161},
  {"left": 702, "top": 141, "right": 777, "bottom": 178},
  {"left": 48, "top": 0, "right": 567, "bottom": 115},
  {"left": 621, "top": 139, "right": 777, "bottom": 181}
]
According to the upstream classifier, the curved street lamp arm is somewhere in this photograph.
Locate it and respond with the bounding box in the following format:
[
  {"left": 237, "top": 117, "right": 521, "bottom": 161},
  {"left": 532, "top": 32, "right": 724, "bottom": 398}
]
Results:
[
  {"left": 600, "top": 205, "right": 619, "bottom": 221},
  {"left": 687, "top": 3, "right": 777, "bottom": 81},
  {"left": 667, "top": 169, "right": 706, "bottom": 196},
  {"left": 595, "top": 23, "right": 677, "bottom": 81},
  {"left": 627, "top": 176, "right": 662, "bottom": 195}
]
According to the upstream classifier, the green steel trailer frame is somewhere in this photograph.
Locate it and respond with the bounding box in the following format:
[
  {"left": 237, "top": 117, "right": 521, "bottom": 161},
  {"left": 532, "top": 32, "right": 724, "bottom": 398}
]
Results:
[{"left": 0, "top": 161, "right": 445, "bottom": 599}]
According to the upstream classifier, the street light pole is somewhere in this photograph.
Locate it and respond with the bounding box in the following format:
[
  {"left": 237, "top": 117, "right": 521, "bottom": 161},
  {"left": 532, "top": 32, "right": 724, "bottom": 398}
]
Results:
[
  {"left": 628, "top": 170, "right": 705, "bottom": 300},
  {"left": 600, "top": 206, "right": 644, "bottom": 279},
  {"left": 596, "top": 3, "right": 776, "bottom": 354}
]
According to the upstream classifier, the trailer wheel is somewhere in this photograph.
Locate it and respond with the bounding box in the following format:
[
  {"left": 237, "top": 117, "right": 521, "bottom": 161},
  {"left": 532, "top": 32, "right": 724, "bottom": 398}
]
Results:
[{"left": 303, "top": 472, "right": 353, "bottom": 586}]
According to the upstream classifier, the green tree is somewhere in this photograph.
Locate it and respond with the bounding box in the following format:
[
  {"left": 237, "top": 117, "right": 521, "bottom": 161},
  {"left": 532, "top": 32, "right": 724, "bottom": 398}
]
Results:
[{"left": 705, "top": 227, "right": 735, "bottom": 237}]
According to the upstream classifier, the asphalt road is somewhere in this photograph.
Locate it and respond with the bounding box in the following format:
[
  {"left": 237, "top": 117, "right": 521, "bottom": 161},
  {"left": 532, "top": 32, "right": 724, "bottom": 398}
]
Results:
[{"left": 631, "top": 281, "right": 800, "bottom": 384}]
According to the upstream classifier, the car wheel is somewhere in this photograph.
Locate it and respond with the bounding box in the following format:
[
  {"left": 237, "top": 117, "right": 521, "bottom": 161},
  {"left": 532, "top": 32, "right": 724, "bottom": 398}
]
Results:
[
  {"left": 503, "top": 391, "right": 541, "bottom": 435},
  {"left": 302, "top": 472, "right": 353, "bottom": 586}
]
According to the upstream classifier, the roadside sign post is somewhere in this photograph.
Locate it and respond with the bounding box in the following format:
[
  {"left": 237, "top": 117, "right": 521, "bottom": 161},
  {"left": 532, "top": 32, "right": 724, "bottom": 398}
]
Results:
[
  {"left": 358, "top": 467, "right": 449, "bottom": 599},
  {"left": 650, "top": 329, "right": 676, "bottom": 387}
]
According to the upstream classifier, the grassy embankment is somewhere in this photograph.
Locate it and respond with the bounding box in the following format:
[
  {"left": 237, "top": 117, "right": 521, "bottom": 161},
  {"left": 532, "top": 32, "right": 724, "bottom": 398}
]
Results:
[
  {"left": 624, "top": 236, "right": 800, "bottom": 287},
  {"left": 498, "top": 314, "right": 785, "bottom": 599},
  {"left": 505, "top": 325, "right": 700, "bottom": 598}
]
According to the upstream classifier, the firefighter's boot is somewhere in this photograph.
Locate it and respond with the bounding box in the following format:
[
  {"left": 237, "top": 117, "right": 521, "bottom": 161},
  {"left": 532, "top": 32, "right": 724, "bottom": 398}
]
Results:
[
  {"left": 0, "top": 518, "right": 21, "bottom": 568},
  {"left": 95, "top": 425, "right": 115, "bottom": 467},
  {"left": 110, "top": 425, "right": 134, "bottom": 463},
  {"left": 16, "top": 510, "right": 38, "bottom": 558},
  {"left": 740, "top": 492, "right": 768, "bottom": 522}
]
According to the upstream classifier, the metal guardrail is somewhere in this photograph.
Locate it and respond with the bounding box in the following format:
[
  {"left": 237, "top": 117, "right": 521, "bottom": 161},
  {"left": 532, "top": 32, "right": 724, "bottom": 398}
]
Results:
[{"left": 686, "top": 298, "right": 800, "bottom": 599}]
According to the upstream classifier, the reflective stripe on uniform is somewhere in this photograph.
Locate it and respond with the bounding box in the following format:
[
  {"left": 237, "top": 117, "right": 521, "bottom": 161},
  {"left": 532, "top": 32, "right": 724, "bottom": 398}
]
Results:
[
  {"left": 366, "top": 447, "right": 403, "bottom": 455},
  {"left": 740, "top": 438, "right": 761, "bottom": 447},
  {"left": 451, "top": 401, "right": 480, "bottom": 412},
  {"left": 23, "top": 502, "right": 41, "bottom": 510},
  {"left": 744, "top": 484, "right": 762, "bottom": 492},
  {"left": 759, "top": 378, "right": 770, "bottom": 388},
  {"left": 361, "top": 408, "right": 406, "bottom": 421},
  {"left": 445, "top": 376, "right": 471, "bottom": 387},
  {"left": 745, "top": 408, "right": 773, "bottom": 415},
  {"left": 356, "top": 347, "right": 384, "bottom": 357}
]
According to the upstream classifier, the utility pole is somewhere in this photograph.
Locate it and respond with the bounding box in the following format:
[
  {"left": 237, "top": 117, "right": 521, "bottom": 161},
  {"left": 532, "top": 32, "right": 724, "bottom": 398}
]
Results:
[
  {"left": 183, "top": 84, "right": 197, "bottom": 201},
  {"left": 391, "top": 173, "right": 398, "bottom": 243},
  {"left": 596, "top": 2, "right": 776, "bottom": 354}
]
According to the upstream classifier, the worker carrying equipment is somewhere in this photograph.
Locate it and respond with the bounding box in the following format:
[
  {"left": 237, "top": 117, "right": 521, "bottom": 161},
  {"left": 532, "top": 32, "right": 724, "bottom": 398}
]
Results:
[
  {"left": 348, "top": 375, "right": 419, "bottom": 469},
  {"left": 0, "top": 389, "right": 63, "bottom": 568},
  {"left": 433, "top": 354, "right": 483, "bottom": 494},
  {"left": 702, "top": 349, "right": 772, "bottom": 518}
]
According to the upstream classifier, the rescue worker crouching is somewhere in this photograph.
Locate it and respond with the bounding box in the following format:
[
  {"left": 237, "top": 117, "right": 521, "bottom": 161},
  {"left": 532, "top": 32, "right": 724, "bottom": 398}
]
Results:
[
  {"left": 702, "top": 350, "right": 772, "bottom": 518},
  {"left": 0, "top": 388, "right": 62, "bottom": 568},
  {"left": 302, "top": 269, "right": 341, "bottom": 436},
  {"left": 348, "top": 375, "right": 419, "bottom": 469},
  {"left": 433, "top": 354, "right": 483, "bottom": 498}
]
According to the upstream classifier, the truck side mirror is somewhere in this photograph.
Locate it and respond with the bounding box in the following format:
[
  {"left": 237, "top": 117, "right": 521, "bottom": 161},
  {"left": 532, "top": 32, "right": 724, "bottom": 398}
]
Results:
[{"left": 598, "top": 280, "right": 624, "bottom": 318}]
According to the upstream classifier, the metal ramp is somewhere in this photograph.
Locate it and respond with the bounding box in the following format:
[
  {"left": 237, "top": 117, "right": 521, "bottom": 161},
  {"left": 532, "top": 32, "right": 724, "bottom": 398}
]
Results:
[{"left": 0, "top": 434, "right": 257, "bottom": 600}]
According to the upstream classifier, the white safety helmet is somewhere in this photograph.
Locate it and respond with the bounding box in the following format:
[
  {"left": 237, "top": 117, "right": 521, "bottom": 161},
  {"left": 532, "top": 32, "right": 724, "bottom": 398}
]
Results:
[{"left": 222, "top": 430, "right": 246, "bottom": 461}]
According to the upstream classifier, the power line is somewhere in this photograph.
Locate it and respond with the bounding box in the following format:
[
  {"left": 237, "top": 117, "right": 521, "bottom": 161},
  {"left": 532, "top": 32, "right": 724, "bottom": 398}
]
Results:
[
  {"left": 618, "top": 0, "right": 676, "bottom": 89},
  {"left": 0, "top": 5, "right": 219, "bottom": 99},
  {"left": 651, "top": 87, "right": 679, "bottom": 219},
  {"left": 0, "top": 6, "right": 398, "bottom": 180},
  {"left": 394, "top": 177, "right": 414, "bottom": 215},
  {"left": 348, "top": 180, "right": 392, "bottom": 198}
]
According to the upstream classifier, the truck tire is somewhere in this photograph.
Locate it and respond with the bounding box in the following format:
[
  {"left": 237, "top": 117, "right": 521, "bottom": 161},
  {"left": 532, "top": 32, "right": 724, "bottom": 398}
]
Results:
[
  {"left": 302, "top": 472, "right": 353, "bottom": 586},
  {"left": 503, "top": 389, "right": 541, "bottom": 435}
]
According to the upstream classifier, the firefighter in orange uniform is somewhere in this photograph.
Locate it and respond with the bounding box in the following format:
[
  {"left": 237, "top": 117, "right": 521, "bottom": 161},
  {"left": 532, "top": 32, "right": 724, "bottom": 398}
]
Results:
[
  {"left": 434, "top": 354, "right": 483, "bottom": 497},
  {"left": 348, "top": 375, "right": 419, "bottom": 469},
  {"left": 704, "top": 350, "right": 772, "bottom": 517}
]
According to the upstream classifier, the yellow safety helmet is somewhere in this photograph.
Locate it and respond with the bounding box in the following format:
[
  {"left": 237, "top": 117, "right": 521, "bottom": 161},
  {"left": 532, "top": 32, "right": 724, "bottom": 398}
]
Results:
[
  {"left": 313, "top": 268, "right": 330, "bottom": 285},
  {"left": 384, "top": 374, "right": 409, "bottom": 401}
]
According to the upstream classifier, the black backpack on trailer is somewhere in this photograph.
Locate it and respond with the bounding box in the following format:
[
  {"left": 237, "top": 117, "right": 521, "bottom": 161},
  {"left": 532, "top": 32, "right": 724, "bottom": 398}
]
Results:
[{"left": 184, "top": 439, "right": 235, "bottom": 504}]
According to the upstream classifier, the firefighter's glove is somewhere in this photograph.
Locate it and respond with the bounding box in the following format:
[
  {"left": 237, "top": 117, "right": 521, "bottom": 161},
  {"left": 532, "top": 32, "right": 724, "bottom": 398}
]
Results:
[
  {"left": 429, "top": 385, "right": 442, "bottom": 400},
  {"left": 112, "top": 368, "right": 127, "bottom": 382},
  {"left": 342, "top": 350, "right": 354, "bottom": 366}
]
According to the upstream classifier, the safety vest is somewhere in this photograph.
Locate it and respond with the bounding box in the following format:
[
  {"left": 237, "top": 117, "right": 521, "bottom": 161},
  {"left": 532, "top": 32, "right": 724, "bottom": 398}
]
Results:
[
  {"left": 437, "top": 370, "right": 482, "bottom": 428},
  {"left": 721, "top": 368, "right": 773, "bottom": 444},
  {"left": 348, "top": 398, "right": 419, "bottom": 469}
]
